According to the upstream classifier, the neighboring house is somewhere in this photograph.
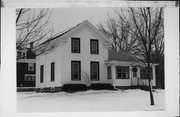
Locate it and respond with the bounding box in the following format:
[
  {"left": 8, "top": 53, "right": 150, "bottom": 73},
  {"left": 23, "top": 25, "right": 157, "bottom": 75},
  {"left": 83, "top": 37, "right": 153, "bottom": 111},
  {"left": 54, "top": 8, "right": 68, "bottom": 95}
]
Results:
[
  {"left": 34, "top": 20, "right": 157, "bottom": 92},
  {"left": 17, "top": 42, "right": 36, "bottom": 89}
]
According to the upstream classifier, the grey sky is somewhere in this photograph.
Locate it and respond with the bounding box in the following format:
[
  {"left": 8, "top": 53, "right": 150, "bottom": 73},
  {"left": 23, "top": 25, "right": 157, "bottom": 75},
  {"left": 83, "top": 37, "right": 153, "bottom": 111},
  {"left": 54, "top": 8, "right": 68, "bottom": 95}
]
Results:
[{"left": 50, "top": 8, "right": 116, "bottom": 33}]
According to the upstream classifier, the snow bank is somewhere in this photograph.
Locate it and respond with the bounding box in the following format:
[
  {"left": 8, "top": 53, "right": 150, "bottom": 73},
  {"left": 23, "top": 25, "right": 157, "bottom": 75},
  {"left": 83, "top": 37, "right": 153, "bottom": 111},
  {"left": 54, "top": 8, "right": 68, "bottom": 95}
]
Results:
[{"left": 17, "top": 89, "right": 165, "bottom": 112}]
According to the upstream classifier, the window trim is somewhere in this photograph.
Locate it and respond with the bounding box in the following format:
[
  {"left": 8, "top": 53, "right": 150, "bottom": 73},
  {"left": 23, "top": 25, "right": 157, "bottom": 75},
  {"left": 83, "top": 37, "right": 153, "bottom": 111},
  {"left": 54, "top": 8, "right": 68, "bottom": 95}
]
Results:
[
  {"left": 90, "top": 61, "right": 99, "bottom": 81},
  {"left": 71, "top": 61, "right": 81, "bottom": 81},
  {"left": 40, "top": 65, "right": 44, "bottom": 83},
  {"left": 51, "top": 62, "right": 55, "bottom": 82},
  {"left": 90, "top": 39, "right": 99, "bottom": 54},
  {"left": 116, "top": 66, "right": 129, "bottom": 79},
  {"left": 71, "top": 37, "right": 80, "bottom": 53}
]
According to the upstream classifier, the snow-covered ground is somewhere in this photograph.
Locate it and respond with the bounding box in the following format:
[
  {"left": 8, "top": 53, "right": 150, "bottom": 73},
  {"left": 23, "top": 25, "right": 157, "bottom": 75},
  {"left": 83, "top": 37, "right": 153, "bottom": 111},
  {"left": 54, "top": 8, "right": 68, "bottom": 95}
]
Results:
[{"left": 17, "top": 89, "right": 165, "bottom": 112}]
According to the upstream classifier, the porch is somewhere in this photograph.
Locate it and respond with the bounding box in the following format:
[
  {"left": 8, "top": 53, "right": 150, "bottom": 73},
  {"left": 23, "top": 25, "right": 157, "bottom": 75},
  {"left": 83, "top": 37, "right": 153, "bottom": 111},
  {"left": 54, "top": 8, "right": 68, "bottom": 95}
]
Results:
[{"left": 105, "top": 60, "right": 157, "bottom": 88}]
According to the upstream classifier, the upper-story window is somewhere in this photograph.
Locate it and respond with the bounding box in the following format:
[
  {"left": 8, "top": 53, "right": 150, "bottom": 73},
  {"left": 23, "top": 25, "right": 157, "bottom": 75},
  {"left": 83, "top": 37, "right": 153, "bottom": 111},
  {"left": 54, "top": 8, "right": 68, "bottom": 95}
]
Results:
[
  {"left": 90, "top": 39, "right": 99, "bottom": 54},
  {"left": 71, "top": 37, "right": 80, "bottom": 53}
]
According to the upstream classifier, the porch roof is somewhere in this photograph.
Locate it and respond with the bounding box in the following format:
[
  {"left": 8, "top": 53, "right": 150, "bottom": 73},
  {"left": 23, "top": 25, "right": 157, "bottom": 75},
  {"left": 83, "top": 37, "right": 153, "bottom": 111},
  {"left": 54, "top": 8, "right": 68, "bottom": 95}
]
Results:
[{"left": 108, "top": 49, "right": 139, "bottom": 62}]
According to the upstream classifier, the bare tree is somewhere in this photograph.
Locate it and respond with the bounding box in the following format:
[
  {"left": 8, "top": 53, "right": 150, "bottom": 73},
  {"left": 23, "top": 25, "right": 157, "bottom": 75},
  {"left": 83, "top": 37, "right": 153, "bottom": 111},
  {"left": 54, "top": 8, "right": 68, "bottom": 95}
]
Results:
[
  {"left": 82, "top": 72, "right": 91, "bottom": 87},
  {"left": 125, "top": 7, "right": 163, "bottom": 105},
  {"left": 97, "top": 12, "right": 139, "bottom": 54},
  {"left": 16, "top": 8, "right": 56, "bottom": 49},
  {"left": 98, "top": 7, "right": 164, "bottom": 105}
]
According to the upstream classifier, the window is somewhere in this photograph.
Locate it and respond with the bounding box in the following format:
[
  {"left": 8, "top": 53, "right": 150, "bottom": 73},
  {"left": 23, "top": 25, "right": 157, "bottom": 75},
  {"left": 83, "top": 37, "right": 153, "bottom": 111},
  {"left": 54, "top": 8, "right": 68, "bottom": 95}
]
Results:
[
  {"left": 90, "top": 62, "right": 99, "bottom": 81},
  {"left": 140, "top": 67, "right": 152, "bottom": 79},
  {"left": 71, "top": 61, "right": 81, "bottom": 80},
  {"left": 71, "top": 38, "right": 80, "bottom": 53},
  {"left": 21, "top": 51, "right": 27, "bottom": 58},
  {"left": 24, "top": 74, "right": 35, "bottom": 81},
  {"left": 28, "top": 63, "right": 34, "bottom": 71},
  {"left": 17, "top": 51, "right": 21, "bottom": 58},
  {"left": 90, "top": 39, "right": 99, "bottom": 54},
  {"left": 107, "top": 66, "right": 112, "bottom": 79},
  {"left": 116, "top": 66, "right": 129, "bottom": 79},
  {"left": 40, "top": 65, "right": 44, "bottom": 83},
  {"left": 51, "top": 62, "right": 55, "bottom": 82}
]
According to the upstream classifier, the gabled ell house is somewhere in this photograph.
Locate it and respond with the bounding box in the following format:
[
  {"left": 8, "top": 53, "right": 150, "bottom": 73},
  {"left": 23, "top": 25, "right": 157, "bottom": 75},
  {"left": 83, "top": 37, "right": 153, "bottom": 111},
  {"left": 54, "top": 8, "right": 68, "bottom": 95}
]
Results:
[{"left": 35, "top": 20, "right": 157, "bottom": 92}]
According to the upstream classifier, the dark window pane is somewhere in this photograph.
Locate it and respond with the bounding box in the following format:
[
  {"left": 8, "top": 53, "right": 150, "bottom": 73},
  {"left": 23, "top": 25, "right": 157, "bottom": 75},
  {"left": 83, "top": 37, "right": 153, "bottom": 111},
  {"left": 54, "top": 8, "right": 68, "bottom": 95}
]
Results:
[
  {"left": 51, "top": 62, "right": 55, "bottom": 82},
  {"left": 72, "top": 38, "right": 80, "bottom": 53},
  {"left": 40, "top": 65, "right": 44, "bottom": 83},
  {"left": 91, "top": 62, "right": 99, "bottom": 80},
  {"left": 117, "top": 73, "right": 121, "bottom": 78},
  {"left": 116, "top": 66, "right": 129, "bottom": 79},
  {"left": 90, "top": 39, "right": 99, "bottom": 54},
  {"left": 71, "top": 61, "right": 81, "bottom": 80}
]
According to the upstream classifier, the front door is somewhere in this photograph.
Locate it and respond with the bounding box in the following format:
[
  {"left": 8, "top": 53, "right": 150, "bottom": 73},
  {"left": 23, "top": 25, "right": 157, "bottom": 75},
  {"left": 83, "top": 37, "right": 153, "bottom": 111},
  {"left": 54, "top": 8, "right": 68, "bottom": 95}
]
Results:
[{"left": 131, "top": 67, "right": 138, "bottom": 86}]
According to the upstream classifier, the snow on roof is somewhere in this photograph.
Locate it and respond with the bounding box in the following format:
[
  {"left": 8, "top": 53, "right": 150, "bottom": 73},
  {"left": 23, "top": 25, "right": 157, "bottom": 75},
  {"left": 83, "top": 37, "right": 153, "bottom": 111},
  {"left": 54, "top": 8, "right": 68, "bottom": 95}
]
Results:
[{"left": 108, "top": 48, "right": 138, "bottom": 62}]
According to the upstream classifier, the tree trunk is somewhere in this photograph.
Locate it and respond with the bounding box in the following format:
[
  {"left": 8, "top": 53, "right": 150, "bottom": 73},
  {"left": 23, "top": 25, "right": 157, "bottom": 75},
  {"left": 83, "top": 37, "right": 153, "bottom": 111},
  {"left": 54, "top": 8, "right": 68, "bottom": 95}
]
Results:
[
  {"left": 147, "top": 62, "right": 155, "bottom": 105},
  {"left": 148, "top": 79, "right": 154, "bottom": 105}
]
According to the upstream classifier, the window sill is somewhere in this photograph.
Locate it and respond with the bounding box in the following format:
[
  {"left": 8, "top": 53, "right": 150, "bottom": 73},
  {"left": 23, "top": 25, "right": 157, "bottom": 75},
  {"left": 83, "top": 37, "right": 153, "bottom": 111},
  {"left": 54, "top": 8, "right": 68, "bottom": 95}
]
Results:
[
  {"left": 91, "top": 79, "right": 100, "bottom": 81},
  {"left": 90, "top": 53, "right": 99, "bottom": 55},
  {"left": 116, "top": 78, "right": 130, "bottom": 80},
  {"left": 71, "top": 79, "right": 81, "bottom": 81}
]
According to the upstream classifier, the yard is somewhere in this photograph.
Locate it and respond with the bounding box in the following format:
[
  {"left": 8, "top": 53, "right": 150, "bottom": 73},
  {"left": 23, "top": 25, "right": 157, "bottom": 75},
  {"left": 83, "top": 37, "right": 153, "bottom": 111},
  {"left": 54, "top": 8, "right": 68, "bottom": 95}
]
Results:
[{"left": 17, "top": 89, "right": 165, "bottom": 112}]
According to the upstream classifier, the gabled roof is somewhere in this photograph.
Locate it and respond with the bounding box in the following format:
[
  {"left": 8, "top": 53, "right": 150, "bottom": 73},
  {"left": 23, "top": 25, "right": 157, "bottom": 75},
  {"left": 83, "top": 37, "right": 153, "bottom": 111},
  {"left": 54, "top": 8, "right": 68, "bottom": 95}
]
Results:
[
  {"left": 34, "top": 20, "right": 110, "bottom": 56},
  {"left": 108, "top": 48, "right": 138, "bottom": 62}
]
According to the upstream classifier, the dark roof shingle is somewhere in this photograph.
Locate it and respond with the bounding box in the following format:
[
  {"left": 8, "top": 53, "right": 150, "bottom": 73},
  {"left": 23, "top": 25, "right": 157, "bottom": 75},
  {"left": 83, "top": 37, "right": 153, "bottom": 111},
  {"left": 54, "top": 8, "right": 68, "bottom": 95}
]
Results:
[{"left": 108, "top": 49, "right": 138, "bottom": 62}]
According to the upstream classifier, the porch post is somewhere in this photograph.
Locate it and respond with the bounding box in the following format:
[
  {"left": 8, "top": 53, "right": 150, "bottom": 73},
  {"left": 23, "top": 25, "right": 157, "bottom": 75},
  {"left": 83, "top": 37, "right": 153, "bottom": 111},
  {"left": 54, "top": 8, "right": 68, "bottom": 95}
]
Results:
[
  {"left": 129, "top": 66, "right": 132, "bottom": 86},
  {"left": 137, "top": 67, "right": 141, "bottom": 85},
  {"left": 111, "top": 65, "right": 116, "bottom": 88}
]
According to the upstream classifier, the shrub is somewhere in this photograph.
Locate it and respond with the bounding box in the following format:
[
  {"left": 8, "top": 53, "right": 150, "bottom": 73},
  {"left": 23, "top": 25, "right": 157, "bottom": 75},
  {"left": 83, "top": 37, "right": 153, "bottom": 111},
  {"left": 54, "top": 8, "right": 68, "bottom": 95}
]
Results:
[
  {"left": 89, "top": 83, "right": 114, "bottom": 90},
  {"left": 62, "top": 84, "right": 87, "bottom": 92}
]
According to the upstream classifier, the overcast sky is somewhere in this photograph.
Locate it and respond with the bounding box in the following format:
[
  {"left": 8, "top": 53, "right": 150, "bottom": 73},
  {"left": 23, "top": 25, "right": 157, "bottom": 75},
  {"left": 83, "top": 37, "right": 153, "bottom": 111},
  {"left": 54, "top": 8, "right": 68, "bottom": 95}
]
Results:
[{"left": 50, "top": 8, "right": 116, "bottom": 33}]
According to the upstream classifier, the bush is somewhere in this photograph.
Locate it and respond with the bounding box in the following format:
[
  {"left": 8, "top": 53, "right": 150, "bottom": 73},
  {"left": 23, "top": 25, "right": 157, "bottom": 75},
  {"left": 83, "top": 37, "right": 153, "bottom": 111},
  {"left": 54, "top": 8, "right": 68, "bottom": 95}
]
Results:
[
  {"left": 62, "top": 84, "right": 87, "bottom": 92},
  {"left": 89, "top": 83, "right": 114, "bottom": 90}
]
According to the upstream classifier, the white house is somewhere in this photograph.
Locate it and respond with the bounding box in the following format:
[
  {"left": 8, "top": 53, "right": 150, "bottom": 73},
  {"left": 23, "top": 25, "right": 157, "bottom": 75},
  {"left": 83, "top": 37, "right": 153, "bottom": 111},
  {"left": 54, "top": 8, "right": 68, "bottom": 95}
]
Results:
[{"left": 35, "top": 20, "right": 157, "bottom": 92}]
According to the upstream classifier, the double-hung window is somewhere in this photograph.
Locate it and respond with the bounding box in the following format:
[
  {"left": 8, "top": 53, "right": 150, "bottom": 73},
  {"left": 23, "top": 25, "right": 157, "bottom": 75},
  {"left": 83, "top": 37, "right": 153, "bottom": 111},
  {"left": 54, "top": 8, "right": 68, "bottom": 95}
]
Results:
[
  {"left": 90, "top": 62, "right": 99, "bottom": 81},
  {"left": 90, "top": 39, "right": 99, "bottom": 54},
  {"left": 40, "top": 65, "right": 44, "bottom": 83},
  {"left": 71, "top": 38, "right": 80, "bottom": 53},
  {"left": 51, "top": 62, "right": 55, "bottom": 82},
  {"left": 71, "top": 61, "right": 81, "bottom": 80}
]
